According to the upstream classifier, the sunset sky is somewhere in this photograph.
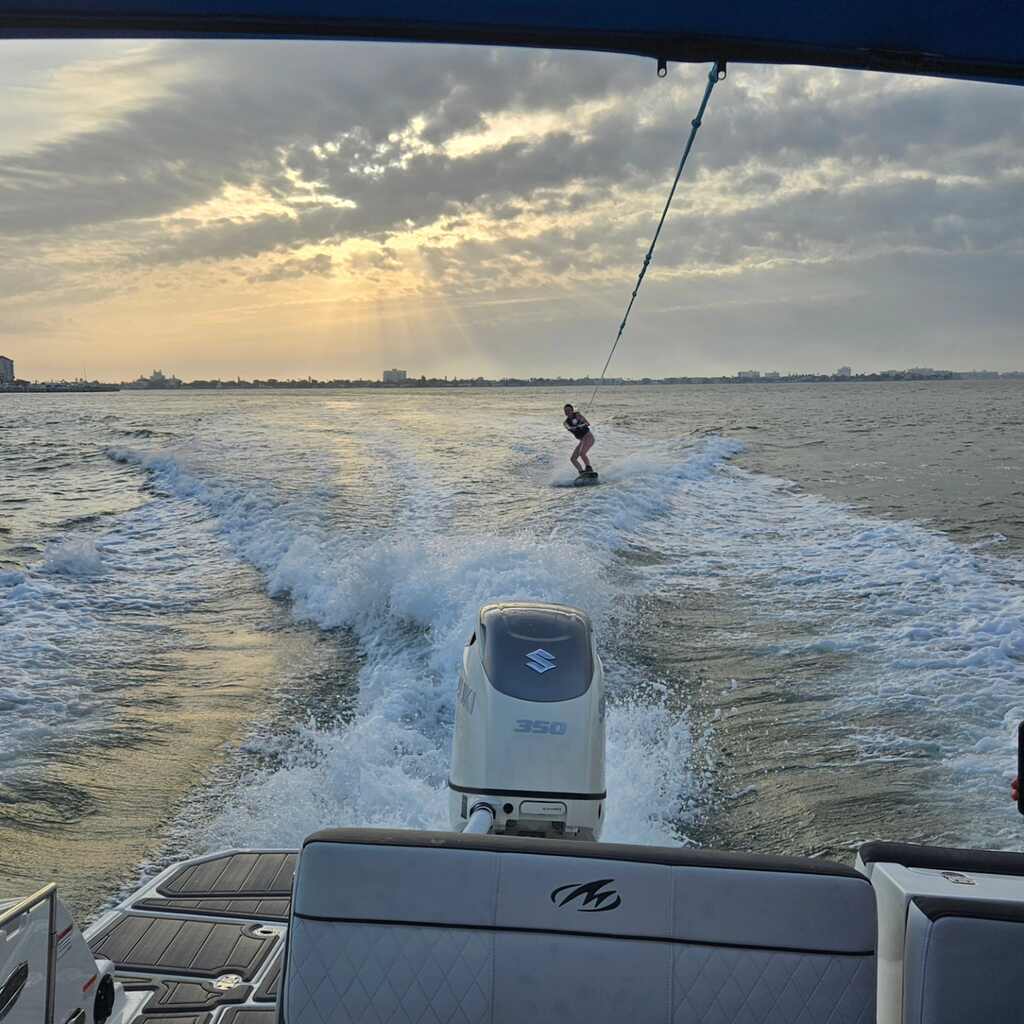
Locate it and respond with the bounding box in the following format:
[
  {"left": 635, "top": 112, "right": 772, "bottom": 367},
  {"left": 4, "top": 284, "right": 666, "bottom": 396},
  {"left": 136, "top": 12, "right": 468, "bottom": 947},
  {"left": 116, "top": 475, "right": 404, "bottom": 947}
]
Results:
[{"left": 1, "top": 40, "right": 1022, "bottom": 381}]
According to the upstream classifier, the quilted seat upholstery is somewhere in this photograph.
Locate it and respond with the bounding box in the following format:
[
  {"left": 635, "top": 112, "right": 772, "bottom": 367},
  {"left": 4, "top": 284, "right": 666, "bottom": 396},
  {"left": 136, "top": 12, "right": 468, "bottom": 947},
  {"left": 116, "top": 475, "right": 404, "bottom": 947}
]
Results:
[{"left": 284, "top": 830, "right": 876, "bottom": 1024}]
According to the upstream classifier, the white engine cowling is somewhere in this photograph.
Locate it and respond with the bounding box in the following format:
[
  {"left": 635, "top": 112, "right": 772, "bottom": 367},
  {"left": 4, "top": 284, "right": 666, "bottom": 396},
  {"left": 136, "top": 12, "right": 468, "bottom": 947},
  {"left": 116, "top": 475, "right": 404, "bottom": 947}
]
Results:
[{"left": 448, "top": 602, "right": 605, "bottom": 840}]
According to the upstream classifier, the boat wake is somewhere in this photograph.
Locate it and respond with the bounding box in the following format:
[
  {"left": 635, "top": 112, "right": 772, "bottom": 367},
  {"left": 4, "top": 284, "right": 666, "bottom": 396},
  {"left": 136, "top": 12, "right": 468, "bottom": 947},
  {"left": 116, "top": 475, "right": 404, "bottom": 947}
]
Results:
[
  {"left": 105, "top": 435, "right": 738, "bottom": 853},
  {"left": 88, "top": 417, "right": 1024, "bottom": 859}
]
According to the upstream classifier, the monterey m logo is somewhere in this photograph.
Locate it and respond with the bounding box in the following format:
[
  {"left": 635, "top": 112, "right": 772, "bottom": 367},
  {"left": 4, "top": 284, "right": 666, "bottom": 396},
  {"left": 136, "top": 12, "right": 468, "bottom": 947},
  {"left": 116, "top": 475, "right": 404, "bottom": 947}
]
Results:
[
  {"left": 525, "top": 648, "right": 556, "bottom": 674},
  {"left": 550, "top": 879, "right": 621, "bottom": 913}
]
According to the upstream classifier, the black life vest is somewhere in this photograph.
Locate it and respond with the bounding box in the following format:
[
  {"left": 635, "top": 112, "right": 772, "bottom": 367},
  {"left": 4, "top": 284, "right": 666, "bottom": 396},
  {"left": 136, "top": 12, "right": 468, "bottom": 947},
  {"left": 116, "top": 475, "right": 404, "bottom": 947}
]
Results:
[{"left": 565, "top": 413, "right": 590, "bottom": 440}]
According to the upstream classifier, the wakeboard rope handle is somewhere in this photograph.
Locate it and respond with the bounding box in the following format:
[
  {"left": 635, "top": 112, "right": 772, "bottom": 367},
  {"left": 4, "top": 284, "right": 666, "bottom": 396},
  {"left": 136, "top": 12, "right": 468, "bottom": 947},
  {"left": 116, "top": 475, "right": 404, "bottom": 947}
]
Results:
[{"left": 585, "top": 60, "right": 726, "bottom": 411}]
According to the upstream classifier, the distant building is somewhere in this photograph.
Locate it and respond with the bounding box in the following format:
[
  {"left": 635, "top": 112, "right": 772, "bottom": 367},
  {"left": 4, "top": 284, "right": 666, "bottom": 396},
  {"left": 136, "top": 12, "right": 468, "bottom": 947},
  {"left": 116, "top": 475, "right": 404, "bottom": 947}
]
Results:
[
  {"left": 737, "top": 370, "right": 761, "bottom": 380},
  {"left": 763, "top": 371, "right": 781, "bottom": 380},
  {"left": 836, "top": 366, "right": 852, "bottom": 378},
  {"left": 382, "top": 368, "right": 408, "bottom": 384},
  {"left": 124, "top": 369, "right": 182, "bottom": 389},
  {"left": 0, "top": 355, "right": 13, "bottom": 384}
]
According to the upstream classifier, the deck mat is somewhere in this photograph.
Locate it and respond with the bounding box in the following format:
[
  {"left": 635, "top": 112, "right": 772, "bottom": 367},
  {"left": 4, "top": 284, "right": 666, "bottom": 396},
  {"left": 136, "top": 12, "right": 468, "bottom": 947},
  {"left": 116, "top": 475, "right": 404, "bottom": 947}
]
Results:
[
  {"left": 116, "top": 974, "right": 157, "bottom": 991},
  {"left": 141, "top": 980, "right": 251, "bottom": 1015},
  {"left": 91, "top": 915, "right": 278, "bottom": 980},
  {"left": 218, "top": 1010, "right": 277, "bottom": 1024},
  {"left": 133, "top": 897, "right": 291, "bottom": 922},
  {"left": 252, "top": 953, "right": 281, "bottom": 1003},
  {"left": 158, "top": 853, "right": 296, "bottom": 899},
  {"left": 137, "top": 1016, "right": 209, "bottom": 1024}
]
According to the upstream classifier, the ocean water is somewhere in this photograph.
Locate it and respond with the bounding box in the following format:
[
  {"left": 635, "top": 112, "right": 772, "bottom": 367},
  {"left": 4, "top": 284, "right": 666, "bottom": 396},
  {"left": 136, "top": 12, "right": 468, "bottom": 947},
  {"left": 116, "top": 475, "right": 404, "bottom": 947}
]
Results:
[{"left": 1, "top": 382, "right": 1022, "bottom": 918}]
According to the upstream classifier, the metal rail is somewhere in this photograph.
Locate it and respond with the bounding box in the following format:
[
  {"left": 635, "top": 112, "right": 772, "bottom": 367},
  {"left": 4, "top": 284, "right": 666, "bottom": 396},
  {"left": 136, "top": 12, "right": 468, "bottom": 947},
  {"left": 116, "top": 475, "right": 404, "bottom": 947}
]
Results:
[
  {"left": 0, "top": 883, "right": 58, "bottom": 1024},
  {"left": 0, "top": 884, "right": 55, "bottom": 930}
]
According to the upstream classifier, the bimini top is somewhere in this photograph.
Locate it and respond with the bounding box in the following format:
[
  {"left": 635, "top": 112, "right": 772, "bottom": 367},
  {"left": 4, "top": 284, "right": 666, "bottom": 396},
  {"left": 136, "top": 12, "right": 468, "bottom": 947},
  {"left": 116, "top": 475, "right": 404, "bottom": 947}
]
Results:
[{"left": 0, "top": 0, "right": 1023, "bottom": 86}]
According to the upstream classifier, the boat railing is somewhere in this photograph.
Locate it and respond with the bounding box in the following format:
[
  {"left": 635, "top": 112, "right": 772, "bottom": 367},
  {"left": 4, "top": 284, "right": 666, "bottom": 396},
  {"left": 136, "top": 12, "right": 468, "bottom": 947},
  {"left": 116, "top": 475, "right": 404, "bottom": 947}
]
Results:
[{"left": 0, "top": 883, "right": 58, "bottom": 1024}]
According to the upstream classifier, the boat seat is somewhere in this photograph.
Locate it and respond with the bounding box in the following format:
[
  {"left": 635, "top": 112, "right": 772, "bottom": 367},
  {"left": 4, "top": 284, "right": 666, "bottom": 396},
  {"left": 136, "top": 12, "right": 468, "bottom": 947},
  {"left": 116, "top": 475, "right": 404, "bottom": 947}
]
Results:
[
  {"left": 283, "top": 829, "right": 876, "bottom": 1024},
  {"left": 856, "top": 840, "right": 1024, "bottom": 1024},
  {"left": 903, "top": 896, "right": 1024, "bottom": 1024}
]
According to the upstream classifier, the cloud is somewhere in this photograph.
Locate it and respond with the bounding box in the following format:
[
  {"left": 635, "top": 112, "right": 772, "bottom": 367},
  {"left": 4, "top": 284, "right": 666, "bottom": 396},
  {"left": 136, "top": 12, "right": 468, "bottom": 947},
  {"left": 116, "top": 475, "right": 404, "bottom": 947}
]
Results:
[
  {"left": 0, "top": 42, "right": 650, "bottom": 236},
  {"left": 0, "top": 40, "right": 1022, "bottom": 376},
  {"left": 247, "top": 252, "right": 333, "bottom": 282}
]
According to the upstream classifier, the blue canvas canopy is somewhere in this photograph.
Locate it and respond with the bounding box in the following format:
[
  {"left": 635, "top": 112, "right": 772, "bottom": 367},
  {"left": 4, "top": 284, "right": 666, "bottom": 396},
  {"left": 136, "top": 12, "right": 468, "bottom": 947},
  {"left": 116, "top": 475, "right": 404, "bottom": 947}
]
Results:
[{"left": 0, "top": 0, "right": 1022, "bottom": 86}]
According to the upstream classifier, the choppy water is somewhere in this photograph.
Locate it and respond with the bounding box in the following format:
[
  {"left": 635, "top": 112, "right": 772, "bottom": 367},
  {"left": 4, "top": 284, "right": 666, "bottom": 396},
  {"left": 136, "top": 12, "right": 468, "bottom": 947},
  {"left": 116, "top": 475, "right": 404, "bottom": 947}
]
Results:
[{"left": 1, "top": 382, "right": 1022, "bottom": 918}]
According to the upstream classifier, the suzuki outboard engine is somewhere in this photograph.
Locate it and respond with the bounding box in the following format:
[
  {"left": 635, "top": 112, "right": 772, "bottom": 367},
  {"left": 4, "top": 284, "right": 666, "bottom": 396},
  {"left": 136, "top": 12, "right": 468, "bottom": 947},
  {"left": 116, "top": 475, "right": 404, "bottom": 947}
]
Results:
[{"left": 449, "top": 602, "right": 605, "bottom": 840}]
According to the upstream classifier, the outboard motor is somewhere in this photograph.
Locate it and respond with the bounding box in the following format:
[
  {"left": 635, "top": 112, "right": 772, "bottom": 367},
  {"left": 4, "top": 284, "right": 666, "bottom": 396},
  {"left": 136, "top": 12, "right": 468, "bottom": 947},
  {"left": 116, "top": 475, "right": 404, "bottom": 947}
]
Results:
[{"left": 449, "top": 602, "right": 605, "bottom": 840}]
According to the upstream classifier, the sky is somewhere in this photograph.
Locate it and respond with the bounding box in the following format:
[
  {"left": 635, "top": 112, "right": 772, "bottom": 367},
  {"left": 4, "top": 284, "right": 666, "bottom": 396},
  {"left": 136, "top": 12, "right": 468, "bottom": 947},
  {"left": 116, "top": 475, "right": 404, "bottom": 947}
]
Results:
[{"left": 0, "top": 40, "right": 1022, "bottom": 381}]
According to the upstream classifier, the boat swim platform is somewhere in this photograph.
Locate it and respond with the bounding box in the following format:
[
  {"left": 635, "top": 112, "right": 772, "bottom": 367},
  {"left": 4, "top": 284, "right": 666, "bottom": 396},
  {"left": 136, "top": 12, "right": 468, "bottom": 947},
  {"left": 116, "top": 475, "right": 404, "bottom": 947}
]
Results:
[{"left": 88, "top": 851, "right": 294, "bottom": 1024}]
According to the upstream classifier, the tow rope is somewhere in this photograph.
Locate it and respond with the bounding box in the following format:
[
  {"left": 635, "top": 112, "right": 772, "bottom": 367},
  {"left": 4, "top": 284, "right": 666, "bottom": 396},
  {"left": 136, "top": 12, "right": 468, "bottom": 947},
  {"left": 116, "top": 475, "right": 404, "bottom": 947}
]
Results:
[{"left": 585, "top": 60, "right": 726, "bottom": 411}]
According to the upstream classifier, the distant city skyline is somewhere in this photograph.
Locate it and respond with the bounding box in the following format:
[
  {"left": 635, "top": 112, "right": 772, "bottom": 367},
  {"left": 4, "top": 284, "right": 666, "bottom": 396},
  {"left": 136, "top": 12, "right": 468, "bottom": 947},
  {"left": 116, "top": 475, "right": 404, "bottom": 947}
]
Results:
[
  {"left": 3, "top": 343, "right": 1024, "bottom": 384},
  {"left": 4, "top": 350, "right": 1024, "bottom": 386},
  {"left": 3, "top": 357, "right": 1023, "bottom": 392}
]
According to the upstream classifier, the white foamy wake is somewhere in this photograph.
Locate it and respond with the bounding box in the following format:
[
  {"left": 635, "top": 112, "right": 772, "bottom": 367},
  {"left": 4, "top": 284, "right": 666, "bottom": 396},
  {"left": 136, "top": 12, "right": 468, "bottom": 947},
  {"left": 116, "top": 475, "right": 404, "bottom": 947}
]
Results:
[
  {"left": 603, "top": 690, "right": 707, "bottom": 845},
  {"left": 0, "top": 497, "right": 236, "bottom": 769},
  {"left": 643, "top": 460, "right": 1024, "bottom": 843},
  {"left": 108, "top": 437, "right": 741, "bottom": 850},
  {"left": 42, "top": 537, "right": 105, "bottom": 576},
  {"left": 199, "top": 528, "right": 702, "bottom": 849},
  {"left": 0, "top": 567, "right": 99, "bottom": 766},
  {"left": 539, "top": 435, "right": 745, "bottom": 545}
]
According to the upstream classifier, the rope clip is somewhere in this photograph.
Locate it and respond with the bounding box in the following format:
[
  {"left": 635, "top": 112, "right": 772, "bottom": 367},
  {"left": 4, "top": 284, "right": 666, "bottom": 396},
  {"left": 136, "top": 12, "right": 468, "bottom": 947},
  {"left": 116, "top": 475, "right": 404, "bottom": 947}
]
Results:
[{"left": 657, "top": 57, "right": 668, "bottom": 78}]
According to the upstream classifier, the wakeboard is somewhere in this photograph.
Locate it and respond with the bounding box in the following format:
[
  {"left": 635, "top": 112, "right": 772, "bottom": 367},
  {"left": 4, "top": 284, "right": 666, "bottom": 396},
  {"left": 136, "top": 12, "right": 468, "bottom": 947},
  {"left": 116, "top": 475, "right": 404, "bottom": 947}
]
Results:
[{"left": 573, "top": 472, "right": 600, "bottom": 487}]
